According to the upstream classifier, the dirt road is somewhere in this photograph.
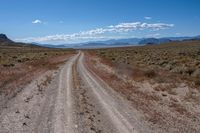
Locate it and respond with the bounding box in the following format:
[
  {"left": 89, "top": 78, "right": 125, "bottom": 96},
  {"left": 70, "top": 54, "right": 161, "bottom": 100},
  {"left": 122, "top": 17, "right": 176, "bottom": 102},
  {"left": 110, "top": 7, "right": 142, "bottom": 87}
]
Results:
[{"left": 0, "top": 51, "right": 147, "bottom": 133}]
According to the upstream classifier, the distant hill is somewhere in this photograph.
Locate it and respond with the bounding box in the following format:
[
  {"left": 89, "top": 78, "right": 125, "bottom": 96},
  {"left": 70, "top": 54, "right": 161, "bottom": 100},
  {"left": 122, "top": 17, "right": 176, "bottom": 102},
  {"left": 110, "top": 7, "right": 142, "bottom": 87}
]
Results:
[
  {"left": 190, "top": 35, "right": 200, "bottom": 40},
  {"left": 0, "top": 34, "right": 9, "bottom": 40},
  {"left": 139, "top": 38, "right": 172, "bottom": 45},
  {"left": 0, "top": 34, "right": 42, "bottom": 48},
  {"left": 196, "top": 35, "right": 200, "bottom": 38},
  {"left": 31, "top": 42, "right": 70, "bottom": 48},
  {"left": 0, "top": 34, "right": 12, "bottom": 43},
  {"left": 73, "top": 35, "right": 200, "bottom": 48}
]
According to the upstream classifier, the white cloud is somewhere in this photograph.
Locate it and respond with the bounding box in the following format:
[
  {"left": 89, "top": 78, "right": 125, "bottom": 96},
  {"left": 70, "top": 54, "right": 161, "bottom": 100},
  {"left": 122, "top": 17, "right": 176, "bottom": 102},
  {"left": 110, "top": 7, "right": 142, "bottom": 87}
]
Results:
[
  {"left": 17, "top": 21, "right": 174, "bottom": 43},
  {"left": 144, "top": 17, "right": 152, "bottom": 20},
  {"left": 109, "top": 22, "right": 174, "bottom": 31},
  {"left": 32, "top": 19, "right": 42, "bottom": 24}
]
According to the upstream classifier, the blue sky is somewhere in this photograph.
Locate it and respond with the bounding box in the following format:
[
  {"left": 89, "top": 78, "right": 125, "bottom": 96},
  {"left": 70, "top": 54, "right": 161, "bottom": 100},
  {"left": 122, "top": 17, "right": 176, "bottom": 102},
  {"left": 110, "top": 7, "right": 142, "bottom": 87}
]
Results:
[{"left": 0, "top": 0, "right": 200, "bottom": 44}]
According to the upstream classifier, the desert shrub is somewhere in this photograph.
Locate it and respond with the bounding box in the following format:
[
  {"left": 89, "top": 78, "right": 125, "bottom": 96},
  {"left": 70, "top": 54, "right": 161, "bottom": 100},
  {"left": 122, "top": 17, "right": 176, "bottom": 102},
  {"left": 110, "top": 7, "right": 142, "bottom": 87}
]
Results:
[
  {"left": 144, "top": 69, "right": 156, "bottom": 78},
  {"left": 196, "top": 49, "right": 200, "bottom": 55},
  {"left": 154, "top": 77, "right": 166, "bottom": 83},
  {"left": 195, "top": 79, "right": 200, "bottom": 86},
  {"left": 178, "top": 52, "right": 187, "bottom": 56},
  {"left": 100, "top": 51, "right": 105, "bottom": 55},
  {"left": 111, "top": 57, "right": 115, "bottom": 61},
  {"left": 159, "top": 60, "right": 168, "bottom": 66},
  {"left": 191, "top": 69, "right": 200, "bottom": 78},
  {"left": 179, "top": 56, "right": 191, "bottom": 63},
  {"left": 164, "top": 64, "right": 172, "bottom": 70},
  {"left": 171, "top": 66, "right": 187, "bottom": 74},
  {"left": 12, "top": 56, "right": 17, "bottom": 59},
  {"left": 17, "top": 59, "right": 22, "bottom": 63},
  {"left": 185, "top": 67, "right": 195, "bottom": 75},
  {"left": 3, "top": 63, "right": 15, "bottom": 67}
]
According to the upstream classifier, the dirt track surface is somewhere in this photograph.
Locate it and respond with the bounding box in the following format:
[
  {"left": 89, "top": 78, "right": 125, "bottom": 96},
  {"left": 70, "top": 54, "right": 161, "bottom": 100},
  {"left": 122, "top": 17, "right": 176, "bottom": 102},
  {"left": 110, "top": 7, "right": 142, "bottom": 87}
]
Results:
[{"left": 0, "top": 51, "right": 149, "bottom": 133}]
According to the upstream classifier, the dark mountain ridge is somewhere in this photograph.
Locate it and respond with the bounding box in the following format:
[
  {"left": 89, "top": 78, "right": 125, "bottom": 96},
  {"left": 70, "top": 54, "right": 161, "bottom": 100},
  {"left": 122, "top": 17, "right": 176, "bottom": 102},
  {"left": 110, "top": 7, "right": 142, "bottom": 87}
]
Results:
[
  {"left": 0, "top": 33, "right": 42, "bottom": 48},
  {"left": 138, "top": 38, "right": 172, "bottom": 45},
  {"left": 0, "top": 34, "right": 12, "bottom": 43}
]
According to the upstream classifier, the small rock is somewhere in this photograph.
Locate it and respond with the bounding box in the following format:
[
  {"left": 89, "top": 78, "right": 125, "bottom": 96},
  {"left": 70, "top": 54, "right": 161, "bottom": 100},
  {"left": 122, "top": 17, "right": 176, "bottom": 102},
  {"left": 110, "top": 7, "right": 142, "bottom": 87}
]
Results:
[
  {"left": 23, "top": 122, "right": 27, "bottom": 126},
  {"left": 97, "top": 111, "right": 100, "bottom": 115},
  {"left": 16, "top": 110, "right": 20, "bottom": 114},
  {"left": 24, "top": 114, "right": 30, "bottom": 119}
]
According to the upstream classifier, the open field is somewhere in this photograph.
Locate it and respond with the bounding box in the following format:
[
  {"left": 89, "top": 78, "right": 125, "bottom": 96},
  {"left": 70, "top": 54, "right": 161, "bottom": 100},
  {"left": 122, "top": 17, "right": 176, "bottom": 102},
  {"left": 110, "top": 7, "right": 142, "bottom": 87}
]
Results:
[
  {"left": 1, "top": 0, "right": 199, "bottom": 132},
  {"left": 1, "top": 40, "right": 200, "bottom": 133},
  {"left": 89, "top": 40, "right": 200, "bottom": 86},
  {"left": 85, "top": 40, "right": 200, "bottom": 132},
  {"left": 0, "top": 43, "right": 75, "bottom": 109}
]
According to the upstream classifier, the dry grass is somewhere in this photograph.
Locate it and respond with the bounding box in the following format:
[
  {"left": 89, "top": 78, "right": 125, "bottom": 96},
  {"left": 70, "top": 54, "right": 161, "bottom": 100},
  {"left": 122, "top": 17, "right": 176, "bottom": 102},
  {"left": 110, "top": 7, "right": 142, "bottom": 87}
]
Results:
[
  {"left": 85, "top": 41, "right": 200, "bottom": 132},
  {"left": 0, "top": 44, "right": 75, "bottom": 97},
  {"left": 88, "top": 40, "right": 200, "bottom": 87}
]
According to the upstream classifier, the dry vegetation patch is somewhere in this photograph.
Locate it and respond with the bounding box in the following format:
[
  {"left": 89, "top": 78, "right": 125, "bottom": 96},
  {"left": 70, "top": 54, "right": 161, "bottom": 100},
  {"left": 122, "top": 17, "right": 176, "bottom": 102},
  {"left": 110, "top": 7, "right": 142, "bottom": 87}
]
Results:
[
  {"left": 85, "top": 41, "right": 200, "bottom": 132},
  {"left": 0, "top": 46, "right": 75, "bottom": 101}
]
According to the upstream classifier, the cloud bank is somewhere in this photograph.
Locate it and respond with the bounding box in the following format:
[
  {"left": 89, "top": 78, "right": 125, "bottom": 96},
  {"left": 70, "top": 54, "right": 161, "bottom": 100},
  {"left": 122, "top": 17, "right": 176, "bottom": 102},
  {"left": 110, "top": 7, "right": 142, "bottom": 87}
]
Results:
[
  {"left": 108, "top": 22, "right": 173, "bottom": 31},
  {"left": 17, "top": 21, "right": 174, "bottom": 43}
]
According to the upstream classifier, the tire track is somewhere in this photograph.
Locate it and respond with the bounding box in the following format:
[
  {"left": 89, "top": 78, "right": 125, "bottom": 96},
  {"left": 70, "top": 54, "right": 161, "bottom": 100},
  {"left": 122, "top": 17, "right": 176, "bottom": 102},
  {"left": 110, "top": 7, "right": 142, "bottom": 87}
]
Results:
[
  {"left": 53, "top": 54, "right": 79, "bottom": 133},
  {"left": 77, "top": 52, "right": 145, "bottom": 133},
  {"left": 72, "top": 55, "right": 103, "bottom": 133}
]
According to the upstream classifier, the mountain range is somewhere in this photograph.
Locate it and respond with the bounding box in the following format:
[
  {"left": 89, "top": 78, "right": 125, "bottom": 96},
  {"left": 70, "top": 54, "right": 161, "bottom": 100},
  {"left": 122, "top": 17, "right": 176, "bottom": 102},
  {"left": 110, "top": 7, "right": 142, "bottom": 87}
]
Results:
[
  {"left": 1, "top": 33, "right": 200, "bottom": 48},
  {"left": 37, "top": 35, "right": 200, "bottom": 48}
]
